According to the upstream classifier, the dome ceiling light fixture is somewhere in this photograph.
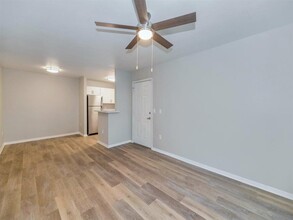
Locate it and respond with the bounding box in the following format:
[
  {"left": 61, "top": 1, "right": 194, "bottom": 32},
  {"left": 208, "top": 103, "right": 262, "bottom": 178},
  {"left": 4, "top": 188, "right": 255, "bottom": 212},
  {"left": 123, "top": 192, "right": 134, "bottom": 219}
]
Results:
[{"left": 45, "top": 66, "right": 60, "bottom": 74}]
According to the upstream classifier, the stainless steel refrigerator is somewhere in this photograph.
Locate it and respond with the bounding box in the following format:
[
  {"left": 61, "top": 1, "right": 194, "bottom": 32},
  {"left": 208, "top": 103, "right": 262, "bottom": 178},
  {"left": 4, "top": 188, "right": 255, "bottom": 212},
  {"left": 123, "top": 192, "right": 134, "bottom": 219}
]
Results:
[{"left": 87, "top": 95, "right": 102, "bottom": 135}]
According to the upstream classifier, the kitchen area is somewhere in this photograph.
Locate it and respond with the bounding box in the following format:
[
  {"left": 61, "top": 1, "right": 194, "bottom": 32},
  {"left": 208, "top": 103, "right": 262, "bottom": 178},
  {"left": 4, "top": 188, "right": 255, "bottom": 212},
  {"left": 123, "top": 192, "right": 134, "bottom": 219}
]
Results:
[
  {"left": 86, "top": 77, "right": 117, "bottom": 135},
  {"left": 87, "top": 85, "right": 115, "bottom": 135},
  {"left": 79, "top": 70, "right": 131, "bottom": 148}
]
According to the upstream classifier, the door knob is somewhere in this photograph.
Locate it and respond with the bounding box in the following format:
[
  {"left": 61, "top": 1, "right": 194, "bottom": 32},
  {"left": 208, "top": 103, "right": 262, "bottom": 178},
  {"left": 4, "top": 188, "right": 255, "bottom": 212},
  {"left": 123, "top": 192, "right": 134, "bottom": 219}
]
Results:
[{"left": 147, "top": 117, "right": 151, "bottom": 120}]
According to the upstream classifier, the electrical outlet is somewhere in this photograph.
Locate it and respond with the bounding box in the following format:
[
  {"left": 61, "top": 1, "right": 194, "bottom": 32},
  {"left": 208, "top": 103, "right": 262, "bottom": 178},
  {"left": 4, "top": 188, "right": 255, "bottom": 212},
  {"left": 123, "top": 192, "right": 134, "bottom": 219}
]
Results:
[{"left": 159, "top": 134, "right": 162, "bottom": 140}]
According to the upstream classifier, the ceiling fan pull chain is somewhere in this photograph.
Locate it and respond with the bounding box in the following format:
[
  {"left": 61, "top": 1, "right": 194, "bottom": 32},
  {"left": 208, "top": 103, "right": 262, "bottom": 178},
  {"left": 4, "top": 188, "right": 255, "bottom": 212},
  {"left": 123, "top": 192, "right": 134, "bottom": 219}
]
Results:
[
  {"left": 151, "top": 39, "right": 154, "bottom": 72},
  {"left": 136, "top": 40, "right": 139, "bottom": 70}
]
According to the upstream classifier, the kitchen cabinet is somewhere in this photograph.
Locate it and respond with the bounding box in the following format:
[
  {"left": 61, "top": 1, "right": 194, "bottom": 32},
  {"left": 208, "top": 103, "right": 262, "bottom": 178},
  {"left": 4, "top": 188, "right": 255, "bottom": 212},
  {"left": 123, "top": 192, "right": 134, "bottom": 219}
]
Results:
[
  {"left": 101, "top": 88, "right": 115, "bottom": 104},
  {"left": 87, "top": 86, "right": 101, "bottom": 95},
  {"left": 87, "top": 86, "right": 115, "bottom": 103}
]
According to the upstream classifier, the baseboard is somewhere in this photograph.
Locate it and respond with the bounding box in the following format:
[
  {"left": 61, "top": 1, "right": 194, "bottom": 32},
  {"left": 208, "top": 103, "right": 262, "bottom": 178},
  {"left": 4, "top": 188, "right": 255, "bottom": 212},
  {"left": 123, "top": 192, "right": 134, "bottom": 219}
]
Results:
[
  {"left": 98, "top": 140, "right": 132, "bottom": 149},
  {"left": 152, "top": 147, "right": 293, "bottom": 201},
  {"left": 3, "top": 132, "right": 80, "bottom": 146},
  {"left": 79, "top": 132, "right": 88, "bottom": 137},
  {"left": 0, "top": 143, "right": 4, "bottom": 155},
  {"left": 97, "top": 140, "right": 108, "bottom": 148}
]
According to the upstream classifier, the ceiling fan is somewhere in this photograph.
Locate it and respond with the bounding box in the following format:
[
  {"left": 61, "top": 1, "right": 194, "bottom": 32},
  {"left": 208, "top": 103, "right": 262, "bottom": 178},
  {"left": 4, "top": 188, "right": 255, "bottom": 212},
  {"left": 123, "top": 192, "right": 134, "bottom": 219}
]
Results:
[{"left": 95, "top": 0, "right": 196, "bottom": 50}]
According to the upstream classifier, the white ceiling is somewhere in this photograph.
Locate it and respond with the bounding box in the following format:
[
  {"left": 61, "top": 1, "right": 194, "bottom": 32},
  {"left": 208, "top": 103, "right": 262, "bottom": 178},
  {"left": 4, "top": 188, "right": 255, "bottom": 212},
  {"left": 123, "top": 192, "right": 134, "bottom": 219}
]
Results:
[{"left": 1, "top": 0, "right": 293, "bottom": 80}]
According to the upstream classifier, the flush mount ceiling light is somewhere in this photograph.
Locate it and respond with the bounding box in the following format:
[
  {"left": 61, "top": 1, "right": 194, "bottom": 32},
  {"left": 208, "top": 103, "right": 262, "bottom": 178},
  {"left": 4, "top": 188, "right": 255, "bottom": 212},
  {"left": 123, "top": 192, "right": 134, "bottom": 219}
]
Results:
[
  {"left": 45, "top": 66, "right": 60, "bottom": 73},
  {"left": 138, "top": 27, "right": 153, "bottom": 40},
  {"left": 105, "top": 75, "right": 115, "bottom": 82}
]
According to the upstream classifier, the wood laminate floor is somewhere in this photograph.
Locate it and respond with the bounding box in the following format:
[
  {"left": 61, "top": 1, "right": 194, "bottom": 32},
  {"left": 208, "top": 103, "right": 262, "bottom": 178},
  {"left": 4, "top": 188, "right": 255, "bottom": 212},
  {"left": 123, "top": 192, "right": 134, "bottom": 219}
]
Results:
[{"left": 0, "top": 135, "right": 292, "bottom": 220}]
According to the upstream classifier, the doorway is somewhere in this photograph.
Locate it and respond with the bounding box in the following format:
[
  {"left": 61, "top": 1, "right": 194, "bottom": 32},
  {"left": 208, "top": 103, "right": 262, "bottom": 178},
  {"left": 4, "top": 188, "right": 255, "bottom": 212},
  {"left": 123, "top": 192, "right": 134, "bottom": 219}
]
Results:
[{"left": 132, "top": 79, "right": 153, "bottom": 148}]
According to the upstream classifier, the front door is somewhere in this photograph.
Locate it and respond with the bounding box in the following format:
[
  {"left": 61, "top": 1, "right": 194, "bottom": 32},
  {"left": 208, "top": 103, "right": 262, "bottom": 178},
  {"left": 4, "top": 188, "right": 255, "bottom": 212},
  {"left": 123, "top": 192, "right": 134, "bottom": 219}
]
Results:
[{"left": 132, "top": 80, "right": 153, "bottom": 148}]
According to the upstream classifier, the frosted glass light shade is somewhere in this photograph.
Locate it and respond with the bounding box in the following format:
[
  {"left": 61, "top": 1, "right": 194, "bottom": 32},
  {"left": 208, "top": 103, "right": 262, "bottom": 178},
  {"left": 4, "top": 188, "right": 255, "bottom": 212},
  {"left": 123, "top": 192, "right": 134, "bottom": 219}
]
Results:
[
  {"left": 46, "top": 66, "right": 60, "bottom": 73},
  {"left": 138, "top": 29, "right": 153, "bottom": 40}
]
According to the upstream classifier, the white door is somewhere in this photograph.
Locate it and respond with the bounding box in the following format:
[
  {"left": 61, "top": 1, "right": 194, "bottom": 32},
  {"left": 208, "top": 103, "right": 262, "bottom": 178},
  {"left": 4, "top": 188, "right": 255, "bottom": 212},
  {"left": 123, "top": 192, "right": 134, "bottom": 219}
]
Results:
[{"left": 132, "top": 80, "right": 153, "bottom": 148}]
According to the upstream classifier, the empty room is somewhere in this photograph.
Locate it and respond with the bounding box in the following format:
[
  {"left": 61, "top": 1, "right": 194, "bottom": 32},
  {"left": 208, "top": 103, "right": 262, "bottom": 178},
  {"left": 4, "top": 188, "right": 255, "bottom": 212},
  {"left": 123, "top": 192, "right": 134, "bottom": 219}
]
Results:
[{"left": 0, "top": 0, "right": 292, "bottom": 219}]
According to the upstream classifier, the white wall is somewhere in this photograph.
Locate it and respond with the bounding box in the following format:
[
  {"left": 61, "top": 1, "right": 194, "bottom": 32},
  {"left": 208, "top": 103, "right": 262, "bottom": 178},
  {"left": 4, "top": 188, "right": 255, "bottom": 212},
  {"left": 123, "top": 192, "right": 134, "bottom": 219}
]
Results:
[
  {"left": 0, "top": 67, "right": 3, "bottom": 150},
  {"left": 133, "top": 23, "right": 293, "bottom": 195},
  {"left": 3, "top": 69, "right": 79, "bottom": 142},
  {"left": 79, "top": 77, "right": 87, "bottom": 135},
  {"left": 109, "top": 69, "right": 132, "bottom": 144},
  {"left": 97, "top": 112, "right": 109, "bottom": 144},
  {"left": 97, "top": 70, "right": 132, "bottom": 146}
]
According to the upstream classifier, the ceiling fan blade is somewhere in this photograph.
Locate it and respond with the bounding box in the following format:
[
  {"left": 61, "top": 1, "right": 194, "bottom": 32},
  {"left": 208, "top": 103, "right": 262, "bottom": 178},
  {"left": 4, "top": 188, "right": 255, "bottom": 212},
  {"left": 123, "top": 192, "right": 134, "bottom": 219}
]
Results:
[
  {"left": 95, "top": 21, "right": 138, "bottom": 30},
  {"left": 153, "top": 32, "right": 173, "bottom": 49},
  {"left": 152, "top": 12, "right": 196, "bottom": 31},
  {"left": 126, "top": 35, "right": 139, "bottom": 49},
  {"left": 133, "top": 0, "right": 148, "bottom": 24}
]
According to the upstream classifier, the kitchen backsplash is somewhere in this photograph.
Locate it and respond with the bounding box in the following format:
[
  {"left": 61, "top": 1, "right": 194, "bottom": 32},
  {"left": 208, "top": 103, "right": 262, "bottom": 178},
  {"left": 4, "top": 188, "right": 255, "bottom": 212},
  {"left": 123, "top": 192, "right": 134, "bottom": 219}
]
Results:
[{"left": 103, "top": 103, "right": 115, "bottom": 110}]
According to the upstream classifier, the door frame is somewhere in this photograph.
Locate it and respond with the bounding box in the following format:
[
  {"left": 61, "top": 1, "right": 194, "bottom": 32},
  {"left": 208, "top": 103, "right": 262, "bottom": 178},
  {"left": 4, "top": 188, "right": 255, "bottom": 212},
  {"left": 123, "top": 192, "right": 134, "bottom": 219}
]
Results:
[{"left": 132, "top": 78, "right": 153, "bottom": 149}]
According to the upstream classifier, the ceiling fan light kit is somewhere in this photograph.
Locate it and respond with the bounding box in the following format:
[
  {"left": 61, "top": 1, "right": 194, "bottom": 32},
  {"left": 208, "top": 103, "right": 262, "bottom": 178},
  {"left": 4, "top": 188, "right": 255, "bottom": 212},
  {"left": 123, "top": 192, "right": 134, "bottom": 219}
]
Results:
[
  {"left": 95, "top": 0, "right": 196, "bottom": 49},
  {"left": 138, "top": 27, "right": 153, "bottom": 40},
  {"left": 95, "top": 0, "right": 196, "bottom": 69}
]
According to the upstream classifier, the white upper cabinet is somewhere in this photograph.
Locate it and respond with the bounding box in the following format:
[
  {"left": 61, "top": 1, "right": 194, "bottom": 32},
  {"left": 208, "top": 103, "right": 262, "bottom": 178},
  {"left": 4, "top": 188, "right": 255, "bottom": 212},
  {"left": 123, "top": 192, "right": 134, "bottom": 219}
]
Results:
[
  {"left": 87, "top": 86, "right": 101, "bottom": 96},
  {"left": 101, "top": 88, "right": 115, "bottom": 103},
  {"left": 87, "top": 86, "right": 115, "bottom": 103}
]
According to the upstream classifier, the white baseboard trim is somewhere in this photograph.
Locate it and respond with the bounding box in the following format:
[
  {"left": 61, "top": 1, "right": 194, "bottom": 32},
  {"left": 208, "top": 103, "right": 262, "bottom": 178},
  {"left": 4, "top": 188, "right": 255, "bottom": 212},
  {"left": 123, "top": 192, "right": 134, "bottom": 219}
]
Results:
[
  {"left": 0, "top": 143, "right": 5, "bottom": 155},
  {"left": 3, "top": 132, "right": 80, "bottom": 146},
  {"left": 97, "top": 140, "right": 108, "bottom": 148},
  {"left": 98, "top": 140, "right": 132, "bottom": 149},
  {"left": 152, "top": 147, "right": 293, "bottom": 201},
  {"left": 79, "top": 132, "right": 88, "bottom": 137}
]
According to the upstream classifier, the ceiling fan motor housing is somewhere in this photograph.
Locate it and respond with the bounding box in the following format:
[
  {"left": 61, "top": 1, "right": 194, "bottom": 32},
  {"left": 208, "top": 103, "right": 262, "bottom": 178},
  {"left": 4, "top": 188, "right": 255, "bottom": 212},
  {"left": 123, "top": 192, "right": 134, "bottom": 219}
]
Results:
[{"left": 139, "top": 23, "right": 152, "bottom": 31}]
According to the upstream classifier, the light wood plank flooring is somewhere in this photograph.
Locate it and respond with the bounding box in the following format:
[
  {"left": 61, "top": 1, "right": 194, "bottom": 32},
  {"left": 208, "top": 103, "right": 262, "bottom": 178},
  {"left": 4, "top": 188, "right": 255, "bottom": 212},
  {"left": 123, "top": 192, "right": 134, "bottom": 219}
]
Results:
[{"left": 0, "top": 135, "right": 292, "bottom": 219}]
